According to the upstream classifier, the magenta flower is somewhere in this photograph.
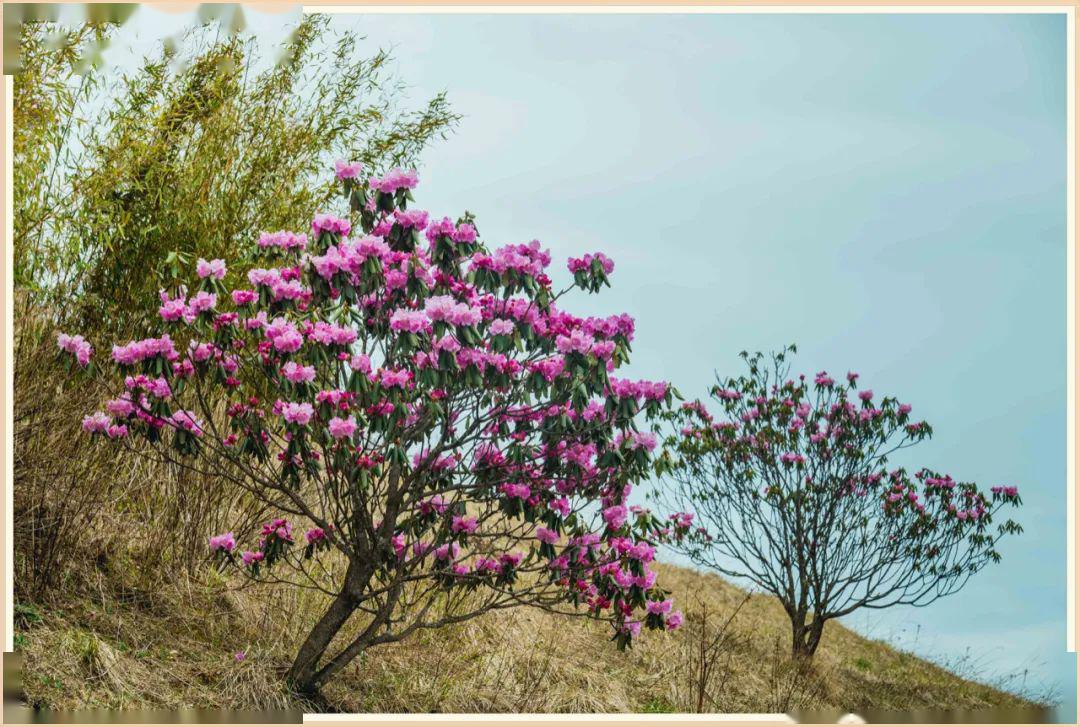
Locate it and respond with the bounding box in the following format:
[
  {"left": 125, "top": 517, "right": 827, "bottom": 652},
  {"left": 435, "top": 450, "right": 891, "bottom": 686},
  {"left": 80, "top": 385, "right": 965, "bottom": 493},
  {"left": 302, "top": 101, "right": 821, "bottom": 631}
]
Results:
[
  {"left": 645, "top": 599, "right": 673, "bottom": 615},
  {"left": 489, "top": 319, "right": 515, "bottom": 336},
  {"left": 451, "top": 515, "right": 478, "bottom": 535},
  {"left": 196, "top": 258, "right": 227, "bottom": 280},
  {"left": 334, "top": 159, "right": 363, "bottom": 180},
  {"left": 327, "top": 416, "right": 357, "bottom": 439},
  {"left": 281, "top": 402, "right": 314, "bottom": 427},
  {"left": 311, "top": 213, "right": 351, "bottom": 237},
  {"left": 602, "top": 504, "right": 628, "bottom": 530},
  {"left": 57, "top": 332, "right": 93, "bottom": 367},
  {"left": 82, "top": 412, "right": 111, "bottom": 434},
  {"left": 389, "top": 308, "right": 433, "bottom": 334},
  {"left": 282, "top": 361, "right": 316, "bottom": 384},
  {"left": 209, "top": 532, "right": 237, "bottom": 553},
  {"left": 536, "top": 527, "right": 559, "bottom": 545}
]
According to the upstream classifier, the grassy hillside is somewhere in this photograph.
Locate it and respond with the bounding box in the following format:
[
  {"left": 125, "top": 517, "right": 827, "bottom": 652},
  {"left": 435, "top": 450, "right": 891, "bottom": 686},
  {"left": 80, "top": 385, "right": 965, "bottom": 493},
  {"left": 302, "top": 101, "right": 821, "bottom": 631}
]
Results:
[{"left": 11, "top": 556, "right": 1050, "bottom": 720}]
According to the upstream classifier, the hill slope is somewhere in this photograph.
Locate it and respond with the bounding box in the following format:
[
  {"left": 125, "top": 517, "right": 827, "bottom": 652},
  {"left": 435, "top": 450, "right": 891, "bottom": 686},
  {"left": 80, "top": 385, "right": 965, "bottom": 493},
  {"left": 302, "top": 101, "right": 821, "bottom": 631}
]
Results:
[{"left": 11, "top": 560, "right": 1048, "bottom": 719}]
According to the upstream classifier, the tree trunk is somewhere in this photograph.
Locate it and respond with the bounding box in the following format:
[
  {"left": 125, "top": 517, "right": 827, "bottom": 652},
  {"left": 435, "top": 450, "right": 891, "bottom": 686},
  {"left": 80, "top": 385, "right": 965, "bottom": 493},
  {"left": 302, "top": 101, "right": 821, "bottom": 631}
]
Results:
[
  {"left": 284, "top": 559, "right": 367, "bottom": 696},
  {"left": 790, "top": 616, "right": 825, "bottom": 659}
]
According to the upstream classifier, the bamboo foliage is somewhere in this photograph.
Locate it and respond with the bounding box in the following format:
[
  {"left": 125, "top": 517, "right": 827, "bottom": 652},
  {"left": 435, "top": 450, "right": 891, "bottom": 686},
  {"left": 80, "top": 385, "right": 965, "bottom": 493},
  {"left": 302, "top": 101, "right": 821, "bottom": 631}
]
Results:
[{"left": 13, "top": 14, "right": 459, "bottom": 339}]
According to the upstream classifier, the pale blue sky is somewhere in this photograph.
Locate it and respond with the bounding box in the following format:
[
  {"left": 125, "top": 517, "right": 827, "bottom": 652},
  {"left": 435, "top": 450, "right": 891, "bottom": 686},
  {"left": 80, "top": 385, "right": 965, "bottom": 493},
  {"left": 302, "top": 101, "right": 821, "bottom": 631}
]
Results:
[{"left": 98, "top": 6, "right": 1073, "bottom": 719}]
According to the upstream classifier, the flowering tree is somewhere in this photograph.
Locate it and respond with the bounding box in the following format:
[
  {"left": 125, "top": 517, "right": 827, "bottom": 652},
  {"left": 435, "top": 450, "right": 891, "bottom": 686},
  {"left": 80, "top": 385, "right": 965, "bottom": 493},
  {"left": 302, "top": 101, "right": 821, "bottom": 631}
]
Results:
[
  {"left": 651, "top": 346, "right": 1022, "bottom": 659},
  {"left": 59, "top": 163, "right": 683, "bottom": 697}
]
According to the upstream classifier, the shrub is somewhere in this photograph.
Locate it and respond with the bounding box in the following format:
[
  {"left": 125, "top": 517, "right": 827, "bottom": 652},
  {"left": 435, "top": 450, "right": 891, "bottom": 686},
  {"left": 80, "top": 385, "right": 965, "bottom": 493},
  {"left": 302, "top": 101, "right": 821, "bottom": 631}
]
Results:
[
  {"left": 58, "top": 164, "right": 683, "bottom": 697},
  {"left": 652, "top": 346, "right": 1022, "bottom": 659}
]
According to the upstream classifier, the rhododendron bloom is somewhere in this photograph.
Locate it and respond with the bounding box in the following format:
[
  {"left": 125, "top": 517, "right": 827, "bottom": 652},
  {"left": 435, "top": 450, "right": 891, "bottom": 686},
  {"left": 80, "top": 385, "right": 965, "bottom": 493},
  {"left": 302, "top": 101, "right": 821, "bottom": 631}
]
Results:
[
  {"left": 210, "top": 532, "right": 237, "bottom": 552},
  {"left": 535, "top": 527, "right": 559, "bottom": 545},
  {"left": 57, "top": 332, "right": 94, "bottom": 367},
  {"left": 451, "top": 515, "right": 478, "bottom": 534},
  {"left": 489, "top": 319, "right": 515, "bottom": 336},
  {"left": 82, "top": 412, "right": 110, "bottom": 433},
  {"left": 390, "top": 308, "right": 432, "bottom": 334},
  {"left": 282, "top": 361, "right": 317, "bottom": 383},
  {"left": 281, "top": 402, "right": 314, "bottom": 426},
  {"left": 602, "top": 505, "right": 628, "bottom": 530},
  {"left": 645, "top": 599, "right": 673, "bottom": 615},
  {"left": 334, "top": 159, "right": 363, "bottom": 180},
  {"left": 196, "top": 258, "right": 227, "bottom": 280},
  {"left": 327, "top": 416, "right": 357, "bottom": 439},
  {"left": 187, "top": 291, "right": 217, "bottom": 314}
]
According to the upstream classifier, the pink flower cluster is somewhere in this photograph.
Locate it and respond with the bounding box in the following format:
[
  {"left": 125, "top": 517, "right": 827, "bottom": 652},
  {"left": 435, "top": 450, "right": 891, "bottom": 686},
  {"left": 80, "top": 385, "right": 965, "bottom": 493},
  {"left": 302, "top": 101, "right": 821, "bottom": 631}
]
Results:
[
  {"left": 334, "top": 159, "right": 363, "bottom": 180},
  {"left": 369, "top": 168, "right": 419, "bottom": 194},
  {"left": 112, "top": 335, "right": 179, "bottom": 366},
  {"left": 567, "top": 252, "right": 614, "bottom": 275},
  {"left": 57, "top": 333, "right": 93, "bottom": 367},
  {"left": 196, "top": 258, "right": 226, "bottom": 280}
]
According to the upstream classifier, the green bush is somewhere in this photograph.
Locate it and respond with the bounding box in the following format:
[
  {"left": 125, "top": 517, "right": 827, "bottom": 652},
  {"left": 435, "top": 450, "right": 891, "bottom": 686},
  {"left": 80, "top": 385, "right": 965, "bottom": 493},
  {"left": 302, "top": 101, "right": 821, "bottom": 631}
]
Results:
[{"left": 13, "top": 14, "right": 458, "bottom": 338}]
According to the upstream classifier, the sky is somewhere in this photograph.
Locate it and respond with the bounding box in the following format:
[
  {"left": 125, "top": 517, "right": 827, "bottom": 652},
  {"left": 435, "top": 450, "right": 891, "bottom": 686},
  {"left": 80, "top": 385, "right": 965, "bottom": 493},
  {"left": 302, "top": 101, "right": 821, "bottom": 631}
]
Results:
[{"left": 84, "top": 5, "right": 1073, "bottom": 720}]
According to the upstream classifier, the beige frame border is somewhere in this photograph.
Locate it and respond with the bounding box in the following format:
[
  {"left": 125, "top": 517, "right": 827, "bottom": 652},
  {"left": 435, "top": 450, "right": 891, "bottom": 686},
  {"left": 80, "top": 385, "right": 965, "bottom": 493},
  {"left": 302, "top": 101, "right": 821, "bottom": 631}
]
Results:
[{"left": 0, "top": 2, "right": 1076, "bottom": 724}]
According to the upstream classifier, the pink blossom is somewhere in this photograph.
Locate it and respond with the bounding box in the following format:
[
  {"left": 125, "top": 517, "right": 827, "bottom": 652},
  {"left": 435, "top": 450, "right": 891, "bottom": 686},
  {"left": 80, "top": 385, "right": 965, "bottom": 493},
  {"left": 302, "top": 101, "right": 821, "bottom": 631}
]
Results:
[
  {"left": 536, "top": 527, "right": 559, "bottom": 545},
  {"left": 451, "top": 515, "right": 478, "bottom": 534},
  {"left": 489, "top": 319, "right": 515, "bottom": 336},
  {"left": 311, "top": 213, "right": 351, "bottom": 237},
  {"left": 567, "top": 252, "right": 614, "bottom": 275},
  {"left": 390, "top": 308, "right": 432, "bottom": 334},
  {"left": 82, "top": 412, "right": 111, "bottom": 434},
  {"left": 282, "top": 402, "right": 315, "bottom": 426},
  {"left": 334, "top": 159, "right": 363, "bottom": 180},
  {"left": 282, "top": 361, "right": 316, "bottom": 384},
  {"left": 602, "top": 504, "right": 628, "bottom": 530},
  {"left": 187, "top": 291, "right": 217, "bottom": 315},
  {"left": 57, "top": 332, "right": 93, "bottom": 367},
  {"left": 327, "top": 416, "right": 357, "bottom": 439},
  {"left": 196, "top": 258, "right": 226, "bottom": 280},
  {"left": 646, "top": 599, "right": 673, "bottom": 615},
  {"left": 349, "top": 353, "right": 372, "bottom": 375},
  {"left": 209, "top": 532, "right": 236, "bottom": 552},
  {"left": 369, "top": 168, "right": 419, "bottom": 194}
]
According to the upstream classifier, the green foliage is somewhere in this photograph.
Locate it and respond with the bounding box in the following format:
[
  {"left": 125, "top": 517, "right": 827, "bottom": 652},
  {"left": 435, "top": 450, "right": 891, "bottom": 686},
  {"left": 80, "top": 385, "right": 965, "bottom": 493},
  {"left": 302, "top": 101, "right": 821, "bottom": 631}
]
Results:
[
  {"left": 13, "top": 14, "right": 459, "bottom": 339},
  {"left": 642, "top": 696, "right": 677, "bottom": 712}
]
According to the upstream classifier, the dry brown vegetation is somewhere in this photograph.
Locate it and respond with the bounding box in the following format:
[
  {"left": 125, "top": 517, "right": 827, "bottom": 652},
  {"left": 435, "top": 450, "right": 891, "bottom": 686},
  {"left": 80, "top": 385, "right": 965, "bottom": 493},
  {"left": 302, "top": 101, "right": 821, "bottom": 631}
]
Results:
[
  {"left": 12, "top": 523, "right": 1049, "bottom": 718},
  {"left": 12, "top": 315, "right": 1052, "bottom": 719}
]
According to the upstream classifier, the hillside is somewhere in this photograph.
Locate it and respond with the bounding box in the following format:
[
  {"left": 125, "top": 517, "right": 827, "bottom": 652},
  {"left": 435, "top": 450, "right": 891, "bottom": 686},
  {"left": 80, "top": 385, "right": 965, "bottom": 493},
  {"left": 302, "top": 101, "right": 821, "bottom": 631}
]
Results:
[{"left": 10, "top": 558, "right": 1049, "bottom": 720}]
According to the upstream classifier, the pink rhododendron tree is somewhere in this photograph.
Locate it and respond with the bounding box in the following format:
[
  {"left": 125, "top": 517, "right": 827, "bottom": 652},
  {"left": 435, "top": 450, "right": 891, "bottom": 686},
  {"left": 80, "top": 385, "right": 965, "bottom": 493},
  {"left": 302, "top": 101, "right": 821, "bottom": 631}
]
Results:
[
  {"left": 59, "top": 163, "right": 682, "bottom": 697},
  {"left": 651, "top": 346, "right": 1022, "bottom": 659}
]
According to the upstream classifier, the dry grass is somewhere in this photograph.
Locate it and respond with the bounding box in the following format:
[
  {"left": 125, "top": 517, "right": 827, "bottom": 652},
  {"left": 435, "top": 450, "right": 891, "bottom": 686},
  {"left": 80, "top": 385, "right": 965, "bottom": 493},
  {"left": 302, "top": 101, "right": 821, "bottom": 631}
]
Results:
[
  {"left": 12, "top": 553, "right": 1050, "bottom": 717},
  {"left": 11, "top": 315, "right": 1052, "bottom": 718}
]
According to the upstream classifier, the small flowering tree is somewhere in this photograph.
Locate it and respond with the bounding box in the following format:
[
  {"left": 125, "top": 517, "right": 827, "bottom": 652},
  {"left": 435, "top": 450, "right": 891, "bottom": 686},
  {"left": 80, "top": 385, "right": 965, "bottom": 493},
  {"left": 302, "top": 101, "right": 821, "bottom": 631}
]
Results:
[
  {"left": 652, "top": 346, "right": 1022, "bottom": 659},
  {"left": 58, "top": 162, "right": 683, "bottom": 697}
]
